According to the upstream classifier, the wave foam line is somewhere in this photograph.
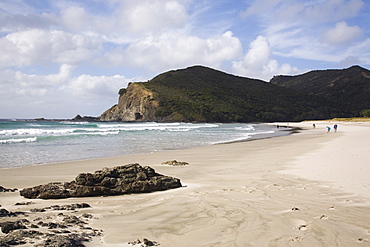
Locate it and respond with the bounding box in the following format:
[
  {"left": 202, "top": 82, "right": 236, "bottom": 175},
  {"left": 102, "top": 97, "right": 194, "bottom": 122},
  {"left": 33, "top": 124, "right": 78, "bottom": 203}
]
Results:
[{"left": 0, "top": 137, "right": 37, "bottom": 144}]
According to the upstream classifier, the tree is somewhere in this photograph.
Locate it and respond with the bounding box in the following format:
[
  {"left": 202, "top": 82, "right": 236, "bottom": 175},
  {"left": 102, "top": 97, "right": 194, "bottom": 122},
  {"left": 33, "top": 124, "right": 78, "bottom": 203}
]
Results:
[{"left": 360, "top": 109, "right": 370, "bottom": 117}]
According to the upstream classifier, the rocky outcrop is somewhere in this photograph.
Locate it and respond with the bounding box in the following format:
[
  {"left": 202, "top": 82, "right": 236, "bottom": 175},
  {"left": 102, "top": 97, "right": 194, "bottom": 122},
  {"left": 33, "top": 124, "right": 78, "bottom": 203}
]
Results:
[
  {"left": 20, "top": 163, "right": 182, "bottom": 199},
  {"left": 100, "top": 83, "right": 159, "bottom": 121},
  {"left": 0, "top": 203, "right": 100, "bottom": 246}
]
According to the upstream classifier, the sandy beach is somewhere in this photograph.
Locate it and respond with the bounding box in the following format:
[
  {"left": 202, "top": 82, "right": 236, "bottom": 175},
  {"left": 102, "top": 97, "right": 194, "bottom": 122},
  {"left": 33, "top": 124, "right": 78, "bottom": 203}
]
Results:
[{"left": 1, "top": 121, "right": 370, "bottom": 246}]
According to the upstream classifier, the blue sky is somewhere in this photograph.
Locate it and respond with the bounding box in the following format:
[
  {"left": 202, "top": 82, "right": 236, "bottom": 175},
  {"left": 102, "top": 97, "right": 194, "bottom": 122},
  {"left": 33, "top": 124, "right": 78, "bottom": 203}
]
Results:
[{"left": 1, "top": 0, "right": 369, "bottom": 118}]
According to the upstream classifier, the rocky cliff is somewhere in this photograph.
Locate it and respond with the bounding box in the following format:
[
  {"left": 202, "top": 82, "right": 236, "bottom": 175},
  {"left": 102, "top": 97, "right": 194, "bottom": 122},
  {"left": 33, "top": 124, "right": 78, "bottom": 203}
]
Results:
[{"left": 100, "top": 83, "right": 159, "bottom": 121}]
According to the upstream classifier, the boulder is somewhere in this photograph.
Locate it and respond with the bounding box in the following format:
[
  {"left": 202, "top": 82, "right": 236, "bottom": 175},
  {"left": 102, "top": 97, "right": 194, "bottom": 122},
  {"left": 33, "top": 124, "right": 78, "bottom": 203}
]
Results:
[
  {"left": 1, "top": 220, "right": 27, "bottom": 234},
  {"left": 20, "top": 163, "right": 182, "bottom": 199}
]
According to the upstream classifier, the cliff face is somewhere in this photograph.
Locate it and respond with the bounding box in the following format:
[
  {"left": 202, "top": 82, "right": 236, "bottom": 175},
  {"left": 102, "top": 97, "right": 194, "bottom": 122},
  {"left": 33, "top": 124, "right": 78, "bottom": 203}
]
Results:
[{"left": 99, "top": 83, "right": 159, "bottom": 121}]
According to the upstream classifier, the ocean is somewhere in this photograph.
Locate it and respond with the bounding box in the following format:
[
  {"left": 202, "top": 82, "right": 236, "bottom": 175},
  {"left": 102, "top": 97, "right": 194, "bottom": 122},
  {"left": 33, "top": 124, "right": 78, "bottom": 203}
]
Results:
[{"left": 0, "top": 120, "right": 289, "bottom": 168}]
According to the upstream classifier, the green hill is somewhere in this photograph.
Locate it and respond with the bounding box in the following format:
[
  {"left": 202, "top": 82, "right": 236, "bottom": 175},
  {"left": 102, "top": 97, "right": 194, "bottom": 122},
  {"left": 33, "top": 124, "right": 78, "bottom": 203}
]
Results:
[
  {"left": 270, "top": 65, "right": 370, "bottom": 117},
  {"left": 100, "top": 65, "right": 369, "bottom": 122}
]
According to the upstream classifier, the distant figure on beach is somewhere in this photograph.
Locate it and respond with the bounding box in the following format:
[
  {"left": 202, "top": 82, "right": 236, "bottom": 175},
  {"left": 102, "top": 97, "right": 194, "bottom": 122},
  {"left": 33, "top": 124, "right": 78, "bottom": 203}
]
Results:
[
  {"left": 326, "top": 126, "right": 331, "bottom": 133},
  {"left": 313, "top": 123, "right": 316, "bottom": 129},
  {"left": 333, "top": 124, "right": 338, "bottom": 132}
]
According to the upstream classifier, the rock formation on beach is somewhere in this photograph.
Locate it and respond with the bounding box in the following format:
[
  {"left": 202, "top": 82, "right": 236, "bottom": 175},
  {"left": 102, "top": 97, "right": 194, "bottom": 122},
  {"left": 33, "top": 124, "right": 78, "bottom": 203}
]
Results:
[
  {"left": 0, "top": 186, "right": 17, "bottom": 192},
  {"left": 161, "top": 160, "right": 189, "bottom": 166},
  {"left": 20, "top": 163, "right": 182, "bottom": 199},
  {"left": 0, "top": 203, "right": 100, "bottom": 246}
]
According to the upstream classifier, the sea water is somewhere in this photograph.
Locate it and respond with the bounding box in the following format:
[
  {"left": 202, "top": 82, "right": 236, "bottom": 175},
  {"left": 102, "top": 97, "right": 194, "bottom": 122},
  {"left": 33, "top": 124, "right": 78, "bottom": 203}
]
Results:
[{"left": 0, "top": 120, "right": 289, "bottom": 168}]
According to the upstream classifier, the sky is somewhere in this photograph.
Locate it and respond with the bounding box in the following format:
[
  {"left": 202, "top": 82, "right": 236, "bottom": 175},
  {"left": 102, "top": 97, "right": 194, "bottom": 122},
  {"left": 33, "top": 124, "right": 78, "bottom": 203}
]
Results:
[{"left": 0, "top": 0, "right": 369, "bottom": 119}]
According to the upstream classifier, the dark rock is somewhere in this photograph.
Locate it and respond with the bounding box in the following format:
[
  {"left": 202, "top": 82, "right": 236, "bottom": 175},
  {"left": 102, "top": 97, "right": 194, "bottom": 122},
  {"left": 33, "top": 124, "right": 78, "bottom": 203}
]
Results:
[
  {"left": 63, "top": 215, "right": 86, "bottom": 225},
  {"left": 0, "top": 186, "right": 17, "bottom": 192},
  {"left": 30, "top": 203, "right": 91, "bottom": 213},
  {"left": 71, "top": 115, "right": 100, "bottom": 122},
  {"left": 128, "top": 238, "right": 160, "bottom": 246},
  {"left": 1, "top": 220, "right": 27, "bottom": 234},
  {"left": 162, "top": 160, "right": 189, "bottom": 166},
  {"left": 0, "top": 230, "right": 43, "bottom": 246},
  {"left": 20, "top": 182, "right": 71, "bottom": 199},
  {"left": 0, "top": 208, "right": 26, "bottom": 217},
  {"left": 82, "top": 213, "right": 93, "bottom": 219},
  {"left": 21, "top": 163, "right": 182, "bottom": 199},
  {"left": 0, "top": 208, "right": 9, "bottom": 217},
  {"left": 46, "top": 222, "right": 68, "bottom": 229},
  {"left": 31, "top": 208, "right": 46, "bottom": 212},
  {"left": 40, "top": 233, "right": 86, "bottom": 247},
  {"left": 75, "top": 173, "right": 97, "bottom": 186},
  {"left": 15, "top": 201, "right": 34, "bottom": 206}
]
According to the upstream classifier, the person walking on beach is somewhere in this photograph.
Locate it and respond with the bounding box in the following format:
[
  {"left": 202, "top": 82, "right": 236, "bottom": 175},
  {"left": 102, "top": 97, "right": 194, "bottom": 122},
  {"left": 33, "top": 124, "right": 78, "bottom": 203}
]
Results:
[
  {"left": 326, "top": 126, "right": 331, "bottom": 133},
  {"left": 333, "top": 124, "right": 338, "bottom": 132}
]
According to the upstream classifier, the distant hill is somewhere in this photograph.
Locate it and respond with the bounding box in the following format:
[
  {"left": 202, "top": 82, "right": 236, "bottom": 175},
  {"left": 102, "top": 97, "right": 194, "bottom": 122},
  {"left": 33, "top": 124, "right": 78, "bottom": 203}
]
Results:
[
  {"left": 270, "top": 66, "right": 370, "bottom": 117},
  {"left": 100, "top": 65, "right": 370, "bottom": 122}
]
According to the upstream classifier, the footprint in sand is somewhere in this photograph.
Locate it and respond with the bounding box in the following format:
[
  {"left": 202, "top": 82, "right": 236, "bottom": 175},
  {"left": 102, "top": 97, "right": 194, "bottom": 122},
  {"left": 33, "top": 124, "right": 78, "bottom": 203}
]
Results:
[
  {"left": 319, "top": 214, "right": 329, "bottom": 220},
  {"left": 291, "top": 236, "right": 303, "bottom": 242},
  {"left": 327, "top": 206, "right": 335, "bottom": 210},
  {"left": 298, "top": 225, "right": 308, "bottom": 231},
  {"left": 357, "top": 238, "right": 368, "bottom": 243}
]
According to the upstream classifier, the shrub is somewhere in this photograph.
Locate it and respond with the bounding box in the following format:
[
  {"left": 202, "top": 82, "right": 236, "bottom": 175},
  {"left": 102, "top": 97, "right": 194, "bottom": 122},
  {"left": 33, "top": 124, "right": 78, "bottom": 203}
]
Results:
[{"left": 360, "top": 109, "right": 370, "bottom": 117}]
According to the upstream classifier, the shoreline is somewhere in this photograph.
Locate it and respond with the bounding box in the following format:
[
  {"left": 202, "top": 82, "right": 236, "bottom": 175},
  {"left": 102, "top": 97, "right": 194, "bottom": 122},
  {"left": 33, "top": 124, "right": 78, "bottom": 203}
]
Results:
[
  {"left": 1, "top": 121, "right": 370, "bottom": 246},
  {"left": 0, "top": 122, "right": 284, "bottom": 169}
]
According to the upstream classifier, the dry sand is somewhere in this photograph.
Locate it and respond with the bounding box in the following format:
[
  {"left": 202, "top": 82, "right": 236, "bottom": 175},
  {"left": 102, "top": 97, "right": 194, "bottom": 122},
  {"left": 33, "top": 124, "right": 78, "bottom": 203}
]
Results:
[{"left": 1, "top": 121, "right": 369, "bottom": 246}]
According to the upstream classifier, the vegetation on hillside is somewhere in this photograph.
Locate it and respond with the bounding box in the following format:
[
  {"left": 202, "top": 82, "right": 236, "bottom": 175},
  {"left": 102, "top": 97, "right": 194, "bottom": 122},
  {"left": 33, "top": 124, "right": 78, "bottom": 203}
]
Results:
[
  {"left": 111, "top": 65, "right": 370, "bottom": 122},
  {"left": 270, "top": 66, "right": 370, "bottom": 118},
  {"left": 132, "top": 66, "right": 332, "bottom": 122}
]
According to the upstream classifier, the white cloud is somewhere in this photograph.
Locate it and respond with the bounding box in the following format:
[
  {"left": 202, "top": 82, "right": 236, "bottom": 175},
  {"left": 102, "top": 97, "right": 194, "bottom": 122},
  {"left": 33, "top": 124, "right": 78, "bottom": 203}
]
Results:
[
  {"left": 240, "top": 0, "right": 284, "bottom": 19},
  {"left": 0, "top": 65, "right": 132, "bottom": 118},
  {"left": 240, "top": 0, "right": 368, "bottom": 67},
  {"left": 119, "top": 0, "right": 189, "bottom": 34},
  {"left": 339, "top": 56, "right": 363, "bottom": 67},
  {"left": 0, "top": 29, "right": 102, "bottom": 67},
  {"left": 0, "top": 65, "right": 73, "bottom": 105},
  {"left": 60, "top": 6, "right": 89, "bottom": 32},
  {"left": 232, "top": 36, "right": 299, "bottom": 80},
  {"left": 63, "top": 74, "right": 131, "bottom": 98},
  {"left": 0, "top": 12, "right": 57, "bottom": 32},
  {"left": 102, "top": 31, "right": 242, "bottom": 72},
  {"left": 321, "top": 21, "right": 363, "bottom": 45},
  {"left": 300, "top": 0, "right": 364, "bottom": 23}
]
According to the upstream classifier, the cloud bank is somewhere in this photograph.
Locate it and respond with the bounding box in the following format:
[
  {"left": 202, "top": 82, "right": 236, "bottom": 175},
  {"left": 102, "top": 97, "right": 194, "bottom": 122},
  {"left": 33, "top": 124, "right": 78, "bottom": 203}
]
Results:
[{"left": 0, "top": 0, "right": 369, "bottom": 118}]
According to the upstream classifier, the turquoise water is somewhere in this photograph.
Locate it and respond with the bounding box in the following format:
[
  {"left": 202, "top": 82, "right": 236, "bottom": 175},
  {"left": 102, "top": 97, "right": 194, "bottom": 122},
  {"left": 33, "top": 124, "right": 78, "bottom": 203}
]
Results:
[{"left": 0, "top": 120, "right": 288, "bottom": 168}]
